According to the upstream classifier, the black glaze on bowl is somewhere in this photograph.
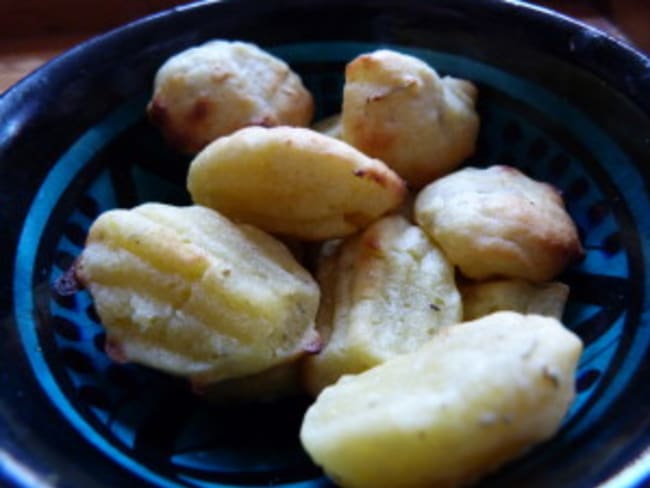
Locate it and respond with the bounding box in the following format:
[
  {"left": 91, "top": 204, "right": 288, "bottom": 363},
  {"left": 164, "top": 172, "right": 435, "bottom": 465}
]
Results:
[{"left": 1, "top": 1, "right": 649, "bottom": 487}]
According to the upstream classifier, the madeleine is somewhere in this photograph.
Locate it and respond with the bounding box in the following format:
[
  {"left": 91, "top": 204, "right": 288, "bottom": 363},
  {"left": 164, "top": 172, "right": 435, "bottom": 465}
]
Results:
[
  {"left": 76, "top": 203, "right": 320, "bottom": 387},
  {"left": 302, "top": 215, "right": 461, "bottom": 395},
  {"left": 415, "top": 165, "right": 583, "bottom": 282},
  {"left": 301, "top": 312, "right": 583, "bottom": 488},
  {"left": 187, "top": 126, "right": 407, "bottom": 240},
  {"left": 148, "top": 40, "right": 313, "bottom": 153},
  {"left": 461, "top": 279, "right": 570, "bottom": 321},
  {"left": 342, "top": 49, "right": 479, "bottom": 188}
]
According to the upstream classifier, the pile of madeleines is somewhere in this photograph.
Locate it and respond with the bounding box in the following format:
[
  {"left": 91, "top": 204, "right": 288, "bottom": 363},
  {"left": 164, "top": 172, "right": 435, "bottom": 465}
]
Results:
[{"left": 73, "top": 41, "right": 585, "bottom": 488}]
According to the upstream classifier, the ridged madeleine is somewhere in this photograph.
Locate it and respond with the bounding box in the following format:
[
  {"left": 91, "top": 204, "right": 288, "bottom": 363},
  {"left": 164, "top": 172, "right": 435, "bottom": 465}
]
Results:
[
  {"left": 302, "top": 215, "right": 461, "bottom": 395},
  {"left": 76, "top": 203, "right": 320, "bottom": 387}
]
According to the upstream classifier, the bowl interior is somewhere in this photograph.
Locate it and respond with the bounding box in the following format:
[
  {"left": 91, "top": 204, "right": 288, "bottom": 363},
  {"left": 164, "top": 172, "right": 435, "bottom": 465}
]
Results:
[{"left": 3, "top": 2, "right": 650, "bottom": 488}]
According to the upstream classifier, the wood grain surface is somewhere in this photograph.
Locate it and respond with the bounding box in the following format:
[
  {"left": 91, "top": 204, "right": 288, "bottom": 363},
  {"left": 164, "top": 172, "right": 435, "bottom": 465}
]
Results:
[{"left": 0, "top": 0, "right": 648, "bottom": 94}]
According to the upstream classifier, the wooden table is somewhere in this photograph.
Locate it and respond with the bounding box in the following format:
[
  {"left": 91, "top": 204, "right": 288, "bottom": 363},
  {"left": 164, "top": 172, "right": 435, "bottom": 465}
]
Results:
[{"left": 1, "top": 0, "right": 649, "bottom": 94}]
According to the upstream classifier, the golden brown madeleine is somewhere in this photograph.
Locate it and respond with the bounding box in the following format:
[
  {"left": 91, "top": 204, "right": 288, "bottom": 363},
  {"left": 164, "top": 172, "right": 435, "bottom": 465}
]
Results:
[
  {"left": 312, "top": 113, "right": 342, "bottom": 139},
  {"left": 300, "top": 312, "right": 583, "bottom": 488},
  {"left": 461, "top": 279, "right": 570, "bottom": 321},
  {"left": 147, "top": 40, "right": 313, "bottom": 153},
  {"left": 302, "top": 215, "right": 462, "bottom": 395},
  {"left": 187, "top": 126, "right": 407, "bottom": 240},
  {"left": 76, "top": 203, "right": 320, "bottom": 387},
  {"left": 415, "top": 165, "right": 583, "bottom": 282},
  {"left": 341, "top": 49, "right": 479, "bottom": 188}
]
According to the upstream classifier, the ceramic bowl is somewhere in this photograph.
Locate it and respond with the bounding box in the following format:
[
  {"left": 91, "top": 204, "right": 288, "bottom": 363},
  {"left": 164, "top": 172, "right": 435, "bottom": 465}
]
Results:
[{"left": 1, "top": 0, "right": 649, "bottom": 487}]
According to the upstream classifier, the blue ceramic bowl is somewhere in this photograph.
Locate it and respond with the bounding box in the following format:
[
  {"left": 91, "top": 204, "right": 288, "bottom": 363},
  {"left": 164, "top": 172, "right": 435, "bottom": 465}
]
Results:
[{"left": 2, "top": 1, "right": 649, "bottom": 487}]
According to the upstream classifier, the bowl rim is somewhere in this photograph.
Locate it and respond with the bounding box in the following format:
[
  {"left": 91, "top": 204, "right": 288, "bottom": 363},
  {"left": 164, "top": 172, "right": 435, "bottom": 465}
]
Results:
[
  {"left": 1, "top": 0, "right": 649, "bottom": 117},
  {"left": 1, "top": 1, "right": 649, "bottom": 488}
]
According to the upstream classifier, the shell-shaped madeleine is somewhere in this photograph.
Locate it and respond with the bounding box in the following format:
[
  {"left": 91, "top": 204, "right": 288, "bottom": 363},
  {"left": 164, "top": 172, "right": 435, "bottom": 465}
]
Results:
[
  {"left": 415, "top": 165, "right": 583, "bottom": 282},
  {"left": 300, "top": 312, "right": 583, "bottom": 488},
  {"left": 302, "top": 215, "right": 462, "bottom": 395},
  {"left": 342, "top": 49, "right": 479, "bottom": 188},
  {"left": 147, "top": 40, "right": 313, "bottom": 153},
  {"left": 461, "top": 279, "right": 570, "bottom": 321},
  {"left": 187, "top": 126, "right": 407, "bottom": 240},
  {"left": 76, "top": 203, "right": 320, "bottom": 386}
]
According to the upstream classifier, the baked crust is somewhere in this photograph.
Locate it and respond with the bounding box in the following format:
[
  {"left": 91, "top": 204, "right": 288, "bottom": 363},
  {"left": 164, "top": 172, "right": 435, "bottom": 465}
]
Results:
[
  {"left": 148, "top": 40, "right": 313, "bottom": 153},
  {"left": 415, "top": 165, "right": 583, "bottom": 281},
  {"left": 342, "top": 49, "right": 479, "bottom": 188}
]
